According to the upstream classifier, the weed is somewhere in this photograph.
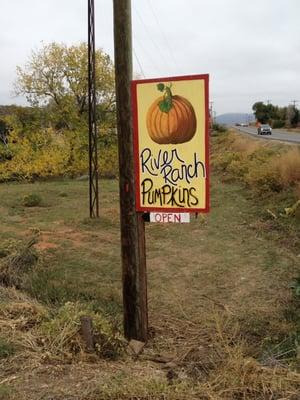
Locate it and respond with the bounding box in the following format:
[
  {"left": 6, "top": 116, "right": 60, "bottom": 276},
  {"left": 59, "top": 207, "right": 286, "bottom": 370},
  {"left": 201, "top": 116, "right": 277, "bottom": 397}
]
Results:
[
  {"left": 0, "top": 338, "right": 16, "bottom": 358},
  {"left": 0, "top": 385, "right": 13, "bottom": 400},
  {"left": 0, "top": 237, "right": 38, "bottom": 288},
  {"left": 39, "top": 301, "right": 125, "bottom": 360},
  {"left": 22, "top": 193, "right": 43, "bottom": 207}
]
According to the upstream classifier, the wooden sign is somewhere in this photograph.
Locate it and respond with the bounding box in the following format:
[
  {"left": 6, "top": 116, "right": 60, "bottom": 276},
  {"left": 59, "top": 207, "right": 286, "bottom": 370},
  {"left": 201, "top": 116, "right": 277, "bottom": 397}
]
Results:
[{"left": 132, "top": 74, "right": 209, "bottom": 213}]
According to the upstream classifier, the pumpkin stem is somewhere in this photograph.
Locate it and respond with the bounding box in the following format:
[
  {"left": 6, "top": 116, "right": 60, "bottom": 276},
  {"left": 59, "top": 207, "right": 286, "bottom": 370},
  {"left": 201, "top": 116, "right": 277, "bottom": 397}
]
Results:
[{"left": 157, "top": 83, "right": 173, "bottom": 113}]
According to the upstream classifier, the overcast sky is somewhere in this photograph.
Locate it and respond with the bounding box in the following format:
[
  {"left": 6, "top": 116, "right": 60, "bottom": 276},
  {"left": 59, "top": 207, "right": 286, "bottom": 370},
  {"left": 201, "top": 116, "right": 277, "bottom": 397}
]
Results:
[{"left": 1, "top": 0, "right": 299, "bottom": 115}]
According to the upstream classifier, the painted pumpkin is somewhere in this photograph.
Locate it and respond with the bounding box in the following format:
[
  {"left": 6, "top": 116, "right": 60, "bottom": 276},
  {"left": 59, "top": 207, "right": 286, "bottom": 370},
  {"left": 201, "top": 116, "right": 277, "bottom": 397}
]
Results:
[{"left": 146, "top": 83, "right": 197, "bottom": 144}]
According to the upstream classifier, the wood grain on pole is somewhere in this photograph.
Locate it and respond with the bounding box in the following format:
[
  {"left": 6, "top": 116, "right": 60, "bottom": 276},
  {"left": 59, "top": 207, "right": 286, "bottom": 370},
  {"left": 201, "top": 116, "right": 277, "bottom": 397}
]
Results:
[{"left": 113, "top": 0, "right": 148, "bottom": 342}]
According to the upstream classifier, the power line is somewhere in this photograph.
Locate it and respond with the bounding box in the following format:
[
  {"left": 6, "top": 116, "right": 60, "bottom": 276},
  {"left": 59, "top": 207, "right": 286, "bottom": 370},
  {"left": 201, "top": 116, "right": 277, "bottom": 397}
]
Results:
[
  {"left": 133, "top": 48, "right": 146, "bottom": 78},
  {"left": 132, "top": 4, "right": 171, "bottom": 73},
  {"left": 146, "top": 0, "right": 179, "bottom": 72},
  {"left": 132, "top": 30, "right": 163, "bottom": 75}
]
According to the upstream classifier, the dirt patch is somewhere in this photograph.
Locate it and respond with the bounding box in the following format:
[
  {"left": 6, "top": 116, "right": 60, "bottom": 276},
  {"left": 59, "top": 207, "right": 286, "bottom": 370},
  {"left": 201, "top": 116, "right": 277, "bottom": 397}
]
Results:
[{"left": 36, "top": 241, "right": 58, "bottom": 251}]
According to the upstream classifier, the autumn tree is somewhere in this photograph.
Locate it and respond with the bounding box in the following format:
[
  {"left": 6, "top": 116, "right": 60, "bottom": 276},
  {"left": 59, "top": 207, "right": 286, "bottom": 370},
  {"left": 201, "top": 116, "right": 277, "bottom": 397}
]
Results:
[{"left": 15, "top": 42, "right": 115, "bottom": 129}]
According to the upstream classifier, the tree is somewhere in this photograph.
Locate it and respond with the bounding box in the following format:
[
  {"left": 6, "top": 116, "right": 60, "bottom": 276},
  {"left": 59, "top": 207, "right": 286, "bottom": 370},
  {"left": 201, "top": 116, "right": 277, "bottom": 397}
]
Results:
[
  {"left": 15, "top": 42, "right": 115, "bottom": 128},
  {"left": 286, "top": 105, "right": 299, "bottom": 128},
  {"left": 252, "top": 102, "right": 282, "bottom": 125},
  {"left": 252, "top": 102, "right": 270, "bottom": 124}
]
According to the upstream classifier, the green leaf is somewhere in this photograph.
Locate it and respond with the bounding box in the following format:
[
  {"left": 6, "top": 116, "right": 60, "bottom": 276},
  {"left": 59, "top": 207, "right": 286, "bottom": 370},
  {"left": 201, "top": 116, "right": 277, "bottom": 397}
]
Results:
[
  {"left": 157, "top": 83, "right": 165, "bottom": 92},
  {"left": 159, "top": 99, "right": 172, "bottom": 113}
]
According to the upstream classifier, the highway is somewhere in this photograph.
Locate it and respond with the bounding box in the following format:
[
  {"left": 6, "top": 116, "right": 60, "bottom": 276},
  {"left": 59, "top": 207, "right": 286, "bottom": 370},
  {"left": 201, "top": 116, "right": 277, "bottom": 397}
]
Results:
[{"left": 232, "top": 125, "right": 300, "bottom": 144}]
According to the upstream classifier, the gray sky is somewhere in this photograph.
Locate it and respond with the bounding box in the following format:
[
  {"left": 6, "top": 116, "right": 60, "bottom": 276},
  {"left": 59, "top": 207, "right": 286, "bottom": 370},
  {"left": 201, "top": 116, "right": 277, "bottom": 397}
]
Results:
[{"left": 1, "top": 0, "right": 299, "bottom": 115}]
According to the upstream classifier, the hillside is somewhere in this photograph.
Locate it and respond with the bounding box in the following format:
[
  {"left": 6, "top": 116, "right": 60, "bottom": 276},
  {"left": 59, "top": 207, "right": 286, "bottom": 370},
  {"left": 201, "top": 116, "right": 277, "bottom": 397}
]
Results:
[{"left": 216, "top": 112, "right": 255, "bottom": 125}]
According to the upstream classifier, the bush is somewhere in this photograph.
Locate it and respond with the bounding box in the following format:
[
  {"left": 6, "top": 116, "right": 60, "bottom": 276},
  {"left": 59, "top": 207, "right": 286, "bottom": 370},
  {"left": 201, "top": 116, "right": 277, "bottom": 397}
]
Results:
[
  {"left": 0, "top": 126, "right": 119, "bottom": 182},
  {"left": 212, "top": 123, "right": 227, "bottom": 133},
  {"left": 39, "top": 301, "right": 125, "bottom": 359},
  {"left": 245, "top": 167, "right": 284, "bottom": 194},
  {"left": 0, "top": 237, "right": 38, "bottom": 288},
  {"left": 272, "top": 120, "right": 285, "bottom": 129},
  {"left": 212, "top": 131, "right": 300, "bottom": 196},
  {"left": 22, "top": 193, "right": 43, "bottom": 207}
]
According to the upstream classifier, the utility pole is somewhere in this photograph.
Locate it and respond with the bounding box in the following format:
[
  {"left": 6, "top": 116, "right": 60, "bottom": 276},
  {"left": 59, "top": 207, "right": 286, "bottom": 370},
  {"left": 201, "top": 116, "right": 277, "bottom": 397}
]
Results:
[
  {"left": 291, "top": 100, "right": 299, "bottom": 107},
  {"left": 113, "top": 0, "right": 148, "bottom": 342},
  {"left": 88, "top": 0, "right": 99, "bottom": 218}
]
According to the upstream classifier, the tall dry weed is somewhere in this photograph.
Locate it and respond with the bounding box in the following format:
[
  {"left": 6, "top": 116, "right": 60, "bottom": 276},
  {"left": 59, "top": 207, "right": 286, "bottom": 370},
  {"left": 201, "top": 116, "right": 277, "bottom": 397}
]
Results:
[
  {"left": 272, "top": 147, "right": 300, "bottom": 187},
  {"left": 230, "top": 135, "right": 260, "bottom": 155}
]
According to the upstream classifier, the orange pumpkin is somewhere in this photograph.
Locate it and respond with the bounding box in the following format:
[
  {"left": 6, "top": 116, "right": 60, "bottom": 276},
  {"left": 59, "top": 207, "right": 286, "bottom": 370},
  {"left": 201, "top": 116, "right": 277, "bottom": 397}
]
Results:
[{"left": 146, "top": 85, "right": 197, "bottom": 144}]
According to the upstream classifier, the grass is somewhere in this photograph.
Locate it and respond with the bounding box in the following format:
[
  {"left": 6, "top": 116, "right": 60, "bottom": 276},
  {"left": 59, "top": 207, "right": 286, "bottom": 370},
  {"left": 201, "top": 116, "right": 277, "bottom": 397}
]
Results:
[
  {"left": 0, "top": 338, "right": 16, "bottom": 359},
  {"left": 0, "top": 137, "right": 299, "bottom": 398},
  {"left": 0, "top": 385, "right": 13, "bottom": 400}
]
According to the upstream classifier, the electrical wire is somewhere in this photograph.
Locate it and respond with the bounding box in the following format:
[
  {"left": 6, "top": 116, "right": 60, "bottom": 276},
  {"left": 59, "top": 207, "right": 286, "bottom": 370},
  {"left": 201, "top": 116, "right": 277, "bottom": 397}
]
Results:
[
  {"left": 133, "top": 47, "right": 146, "bottom": 78},
  {"left": 133, "top": 29, "right": 163, "bottom": 75},
  {"left": 132, "top": 3, "right": 171, "bottom": 73},
  {"left": 146, "top": 0, "right": 179, "bottom": 72}
]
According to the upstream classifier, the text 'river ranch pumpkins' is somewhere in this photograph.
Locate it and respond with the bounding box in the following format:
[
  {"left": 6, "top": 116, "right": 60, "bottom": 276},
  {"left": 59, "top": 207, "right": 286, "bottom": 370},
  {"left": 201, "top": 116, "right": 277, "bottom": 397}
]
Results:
[{"left": 146, "top": 83, "right": 197, "bottom": 144}]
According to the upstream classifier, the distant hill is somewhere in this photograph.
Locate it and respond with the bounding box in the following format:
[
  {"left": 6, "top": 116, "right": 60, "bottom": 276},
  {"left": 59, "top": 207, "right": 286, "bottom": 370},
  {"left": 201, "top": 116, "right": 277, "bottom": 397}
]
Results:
[{"left": 216, "top": 113, "right": 255, "bottom": 126}]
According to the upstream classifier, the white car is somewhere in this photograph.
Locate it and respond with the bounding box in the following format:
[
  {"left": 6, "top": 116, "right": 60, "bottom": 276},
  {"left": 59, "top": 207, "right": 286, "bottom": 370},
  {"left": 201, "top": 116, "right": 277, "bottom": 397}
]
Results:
[{"left": 257, "top": 124, "right": 272, "bottom": 135}]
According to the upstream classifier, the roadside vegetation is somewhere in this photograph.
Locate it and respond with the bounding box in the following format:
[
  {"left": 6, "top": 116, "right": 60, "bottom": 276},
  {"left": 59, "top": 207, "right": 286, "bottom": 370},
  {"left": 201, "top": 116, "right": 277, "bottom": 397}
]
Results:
[
  {"left": 0, "top": 42, "right": 118, "bottom": 182},
  {"left": 212, "top": 130, "right": 300, "bottom": 195},
  {"left": 252, "top": 101, "right": 299, "bottom": 128},
  {"left": 0, "top": 40, "right": 300, "bottom": 400},
  {"left": 0, "top": 128, "right": 299, "bottom": 398}
]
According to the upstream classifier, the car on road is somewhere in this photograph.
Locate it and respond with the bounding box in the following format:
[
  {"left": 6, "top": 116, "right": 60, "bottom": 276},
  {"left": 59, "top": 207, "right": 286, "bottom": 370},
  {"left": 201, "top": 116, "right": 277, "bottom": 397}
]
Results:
[{"left": 257, "top": 124, "right": 272, "bottom": 135}]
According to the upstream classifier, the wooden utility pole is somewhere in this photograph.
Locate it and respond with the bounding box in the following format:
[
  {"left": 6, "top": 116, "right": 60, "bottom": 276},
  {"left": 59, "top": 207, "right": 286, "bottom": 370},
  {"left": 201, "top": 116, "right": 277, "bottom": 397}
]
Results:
[{"left": 113, "top": 0, "right": 148, "bottom": 342}]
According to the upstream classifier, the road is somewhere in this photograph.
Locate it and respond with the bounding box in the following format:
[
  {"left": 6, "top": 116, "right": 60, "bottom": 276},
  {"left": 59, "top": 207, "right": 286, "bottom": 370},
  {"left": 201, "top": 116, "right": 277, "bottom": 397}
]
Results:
[{"left": 232, "top": 125, "right": 300, "bottom": 144}]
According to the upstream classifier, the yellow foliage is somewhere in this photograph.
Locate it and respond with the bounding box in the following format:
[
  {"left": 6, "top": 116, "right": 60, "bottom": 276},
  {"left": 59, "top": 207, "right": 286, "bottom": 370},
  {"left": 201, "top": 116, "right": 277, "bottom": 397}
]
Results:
[{"left": 0, "top": 127, "right": 118, "bottom": 181}]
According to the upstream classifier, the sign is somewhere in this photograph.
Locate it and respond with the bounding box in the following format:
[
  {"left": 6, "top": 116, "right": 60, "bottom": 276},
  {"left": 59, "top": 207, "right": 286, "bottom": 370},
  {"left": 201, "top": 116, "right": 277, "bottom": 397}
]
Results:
[
  {"left": 150, "top": 212, "right": 190, "bottom": 223},
  {"left": 132, "top": 74, "right": 209, "bottom": 213}
]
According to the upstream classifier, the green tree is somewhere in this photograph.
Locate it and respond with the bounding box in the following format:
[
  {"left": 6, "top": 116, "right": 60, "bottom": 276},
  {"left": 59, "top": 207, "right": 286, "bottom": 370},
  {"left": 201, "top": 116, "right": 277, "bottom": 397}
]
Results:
[
  {"left": 286, "top": 105, "right": 299, "bottom": 128},
  {"left": 252, "top": 102, "right": 283, "bottom": 125},
  {"left": 252, "top": 102, "right": 270, "bottom": 123}
]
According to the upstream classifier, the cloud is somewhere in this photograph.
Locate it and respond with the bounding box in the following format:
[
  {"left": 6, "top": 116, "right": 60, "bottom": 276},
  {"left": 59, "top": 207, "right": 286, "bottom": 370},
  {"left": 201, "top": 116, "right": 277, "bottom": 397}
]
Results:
[{"left": 0, "top": 0, "right": 299, "bottom": 114}]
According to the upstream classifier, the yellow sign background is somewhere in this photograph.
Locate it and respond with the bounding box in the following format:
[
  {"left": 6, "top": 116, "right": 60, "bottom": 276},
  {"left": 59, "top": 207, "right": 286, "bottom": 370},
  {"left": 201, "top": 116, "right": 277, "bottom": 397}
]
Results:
[{"left": 135, "top": 77, "right": 208, "bottom": 211}]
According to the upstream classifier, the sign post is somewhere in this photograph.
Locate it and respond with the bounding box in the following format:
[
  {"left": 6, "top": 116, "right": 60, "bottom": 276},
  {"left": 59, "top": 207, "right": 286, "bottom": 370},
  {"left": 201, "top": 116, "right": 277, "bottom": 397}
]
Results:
[{"left": 113, "top": 0, "right": 148, "bottom": 342}]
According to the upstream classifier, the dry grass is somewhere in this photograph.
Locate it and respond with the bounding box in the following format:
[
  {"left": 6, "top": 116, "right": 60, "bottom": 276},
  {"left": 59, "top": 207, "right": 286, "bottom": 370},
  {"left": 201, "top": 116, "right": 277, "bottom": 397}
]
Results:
[
  {"left": 0, "top": 170, "right": 299, "bottom": 398},
  {"left": 273, "top": 147, "right": 300, "bottom": 187},
  {"left": 0, "top": 237, "right": 38, "bottom": 288},
  {"left": 229, "top": 133, "right": 261, "bottom": 155},
  {"left": 0, "top": 287, "right": 125, "bottom": 368},
  {"left": 2, "top": 291, "right": 300, "bottom": 399},
  {"left": 213, "top": 130, "right": 300, "bottom": 197}
]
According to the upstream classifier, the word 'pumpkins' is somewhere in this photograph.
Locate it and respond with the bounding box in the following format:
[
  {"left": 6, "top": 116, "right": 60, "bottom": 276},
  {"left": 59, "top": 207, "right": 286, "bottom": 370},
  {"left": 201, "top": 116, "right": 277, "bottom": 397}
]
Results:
[{"left": 146, "top": 83, "right": 197, "bottom": 145}]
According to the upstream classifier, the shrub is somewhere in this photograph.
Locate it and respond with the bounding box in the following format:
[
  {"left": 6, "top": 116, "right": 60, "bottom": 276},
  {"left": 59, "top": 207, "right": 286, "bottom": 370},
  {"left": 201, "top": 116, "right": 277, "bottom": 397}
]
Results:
[
  {"left": 22, "top": 193, "right": 43, "bottom": 207},
  {"left": 273, "top": 147, "right": 300, "bottom": 187},
  {"left": 39, "top": 302, "right": 125, "bottom": 359},
  {"left": 212, "top": 123, "right": 227, "bottom": 133},
  {"left": 212, "top": 131, "right": 300, "bottom": 196},
  {"left": 0, "top": 237, "right": 38, "bottom": 288},
  {"left": 245, "top": 167, "right": 284, "bottom": 194},
  {"left": 272, "top": 119, "right": 285, "bottom": 129}
]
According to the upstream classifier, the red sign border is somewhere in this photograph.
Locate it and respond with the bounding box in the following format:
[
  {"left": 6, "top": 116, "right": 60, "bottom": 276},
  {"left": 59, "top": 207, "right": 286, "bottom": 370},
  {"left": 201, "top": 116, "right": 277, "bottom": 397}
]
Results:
[{"left": 131, "top": 74, "right": 210, "bottom": 213}]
